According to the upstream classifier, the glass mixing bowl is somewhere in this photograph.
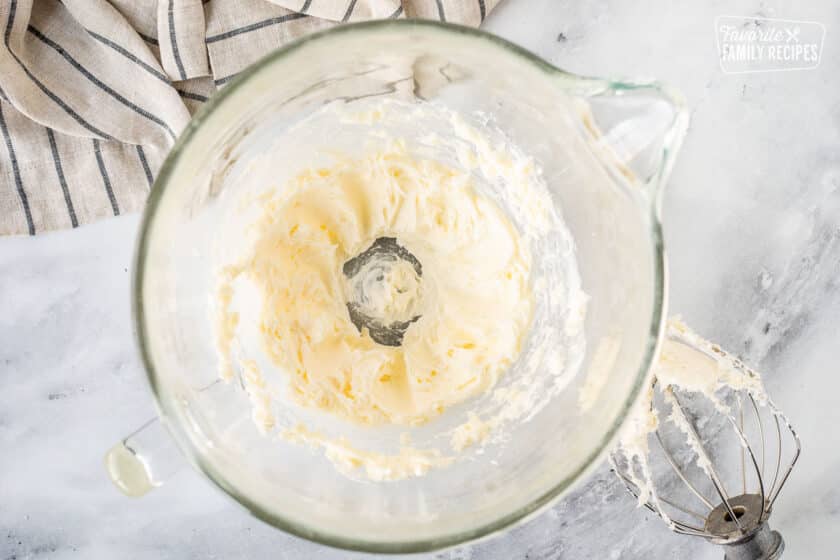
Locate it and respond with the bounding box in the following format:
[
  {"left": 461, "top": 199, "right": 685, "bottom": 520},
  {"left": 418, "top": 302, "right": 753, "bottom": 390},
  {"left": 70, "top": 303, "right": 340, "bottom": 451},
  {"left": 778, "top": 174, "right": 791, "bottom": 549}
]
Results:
[{"left": 110, "top": 20, "right": 688, "bottom": 553}]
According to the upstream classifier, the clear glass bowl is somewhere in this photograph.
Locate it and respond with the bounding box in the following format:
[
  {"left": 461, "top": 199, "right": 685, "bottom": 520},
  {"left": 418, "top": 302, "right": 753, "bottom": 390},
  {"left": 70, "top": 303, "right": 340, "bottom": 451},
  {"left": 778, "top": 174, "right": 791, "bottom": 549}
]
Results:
[{"left": 130, "top": 20, "right": 687, "bottom": 553}]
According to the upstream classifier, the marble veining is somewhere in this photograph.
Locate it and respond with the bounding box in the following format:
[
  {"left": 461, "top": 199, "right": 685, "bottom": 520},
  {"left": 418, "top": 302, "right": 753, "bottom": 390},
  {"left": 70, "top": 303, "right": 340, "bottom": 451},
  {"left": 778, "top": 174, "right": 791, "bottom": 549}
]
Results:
[{"left": 2, "top": 0, "right": 838, "bottom": 557}]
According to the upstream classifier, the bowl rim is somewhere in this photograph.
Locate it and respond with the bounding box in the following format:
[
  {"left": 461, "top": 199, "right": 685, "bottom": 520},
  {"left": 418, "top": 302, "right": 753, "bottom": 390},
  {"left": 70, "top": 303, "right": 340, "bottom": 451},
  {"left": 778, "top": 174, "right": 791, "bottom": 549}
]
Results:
[{"left": 133, "top": 18, "right": 670, "bottom": 554}]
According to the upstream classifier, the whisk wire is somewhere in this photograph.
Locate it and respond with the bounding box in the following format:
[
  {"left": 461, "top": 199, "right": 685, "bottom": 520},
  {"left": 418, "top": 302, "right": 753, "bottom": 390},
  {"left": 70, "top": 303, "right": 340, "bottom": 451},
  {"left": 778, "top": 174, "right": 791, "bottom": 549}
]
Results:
[
  {"left": 658, "top": 496, "right": 710, "bottom": 522},
  {"left": 739, "top": 395, "right": 746, "bottom": 495},
  {"left": 766, "top": 412, "right": 783, "bottom": 506},
  {"left": 767, "top": 409, "right": 801, "bottom": 511},
  {"left": 748, "top": 394, "right": 766, "bottom": 484},
  {"left": 654, "top": 430, "right": 714, "bottom": 510},
  {"left": 668, "top": 390, "right": 745, "bottom": 533},
  {"left": 725, "top": 413, "right": 765, "bottom": 525},
  {"left": 612, "top": 465, "right": 713, "bottom": 537}
]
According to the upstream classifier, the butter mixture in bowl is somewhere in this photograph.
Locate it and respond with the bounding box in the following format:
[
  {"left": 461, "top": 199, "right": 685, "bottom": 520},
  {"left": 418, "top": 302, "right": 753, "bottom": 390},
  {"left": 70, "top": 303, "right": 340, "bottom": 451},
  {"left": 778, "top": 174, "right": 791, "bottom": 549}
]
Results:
[{"left": 213, "top": 100, "right": 586, "bottom": 481}]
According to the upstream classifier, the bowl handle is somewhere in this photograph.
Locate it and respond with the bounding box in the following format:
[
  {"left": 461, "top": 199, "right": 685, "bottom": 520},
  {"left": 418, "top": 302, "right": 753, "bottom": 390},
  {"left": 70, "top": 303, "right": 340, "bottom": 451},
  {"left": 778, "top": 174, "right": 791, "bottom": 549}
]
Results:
[{"left": 105, "top": 417, "right": 182, "bottom": 497}]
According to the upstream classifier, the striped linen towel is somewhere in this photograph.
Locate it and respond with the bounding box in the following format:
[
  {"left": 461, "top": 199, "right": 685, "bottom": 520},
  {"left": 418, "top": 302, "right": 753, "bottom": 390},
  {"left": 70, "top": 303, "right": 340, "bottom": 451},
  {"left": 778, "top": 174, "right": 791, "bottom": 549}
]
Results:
[{"left": 0, "top": 0, "right": 499, "bottom": 236}]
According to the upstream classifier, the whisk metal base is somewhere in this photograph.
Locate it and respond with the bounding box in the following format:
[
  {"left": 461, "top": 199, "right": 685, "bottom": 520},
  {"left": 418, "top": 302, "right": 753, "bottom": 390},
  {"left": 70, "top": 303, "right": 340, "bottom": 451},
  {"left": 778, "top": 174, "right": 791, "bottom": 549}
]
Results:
[
  {"left": 704, "top": 493, "right": 783, "bottom": 560},
  {"left": 718, "top": 523, "right": 783, "bottom": 560}
]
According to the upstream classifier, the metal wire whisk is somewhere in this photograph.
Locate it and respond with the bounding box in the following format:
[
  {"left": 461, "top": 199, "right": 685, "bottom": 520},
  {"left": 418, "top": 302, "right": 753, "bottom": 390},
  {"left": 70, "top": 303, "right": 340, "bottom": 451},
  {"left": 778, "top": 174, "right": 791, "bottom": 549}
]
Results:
[{"left": 610, "top": 325, "right": 801, "bottom": 560}]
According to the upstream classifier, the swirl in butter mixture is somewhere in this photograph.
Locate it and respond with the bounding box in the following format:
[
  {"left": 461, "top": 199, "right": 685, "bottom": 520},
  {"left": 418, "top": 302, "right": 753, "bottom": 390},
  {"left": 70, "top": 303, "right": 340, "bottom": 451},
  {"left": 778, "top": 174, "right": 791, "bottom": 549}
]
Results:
[{"left": 223, "top": 141, "right": 532, "bottom": 428}]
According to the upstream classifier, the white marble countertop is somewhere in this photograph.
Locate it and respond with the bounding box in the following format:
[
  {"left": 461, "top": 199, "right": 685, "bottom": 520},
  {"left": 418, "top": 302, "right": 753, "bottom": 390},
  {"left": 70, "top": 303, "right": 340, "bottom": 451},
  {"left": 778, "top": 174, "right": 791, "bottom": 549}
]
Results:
[{"left": 2, "top": 0, "right": 838, "bottom": 558}]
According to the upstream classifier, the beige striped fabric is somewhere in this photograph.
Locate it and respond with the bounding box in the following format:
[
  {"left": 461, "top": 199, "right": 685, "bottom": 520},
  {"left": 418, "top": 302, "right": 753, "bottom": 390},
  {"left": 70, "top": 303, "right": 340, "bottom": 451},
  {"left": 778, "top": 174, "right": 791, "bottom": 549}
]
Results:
[{"left": 0, "top": 0, "right": 500, "bottom": 236}]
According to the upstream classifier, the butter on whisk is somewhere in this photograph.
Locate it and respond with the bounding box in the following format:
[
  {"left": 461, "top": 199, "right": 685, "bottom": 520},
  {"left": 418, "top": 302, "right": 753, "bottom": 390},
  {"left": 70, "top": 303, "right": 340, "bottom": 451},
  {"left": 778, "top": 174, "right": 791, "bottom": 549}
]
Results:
[{"left": 611, "top": 319, "right": 800, "bottom": 560}]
